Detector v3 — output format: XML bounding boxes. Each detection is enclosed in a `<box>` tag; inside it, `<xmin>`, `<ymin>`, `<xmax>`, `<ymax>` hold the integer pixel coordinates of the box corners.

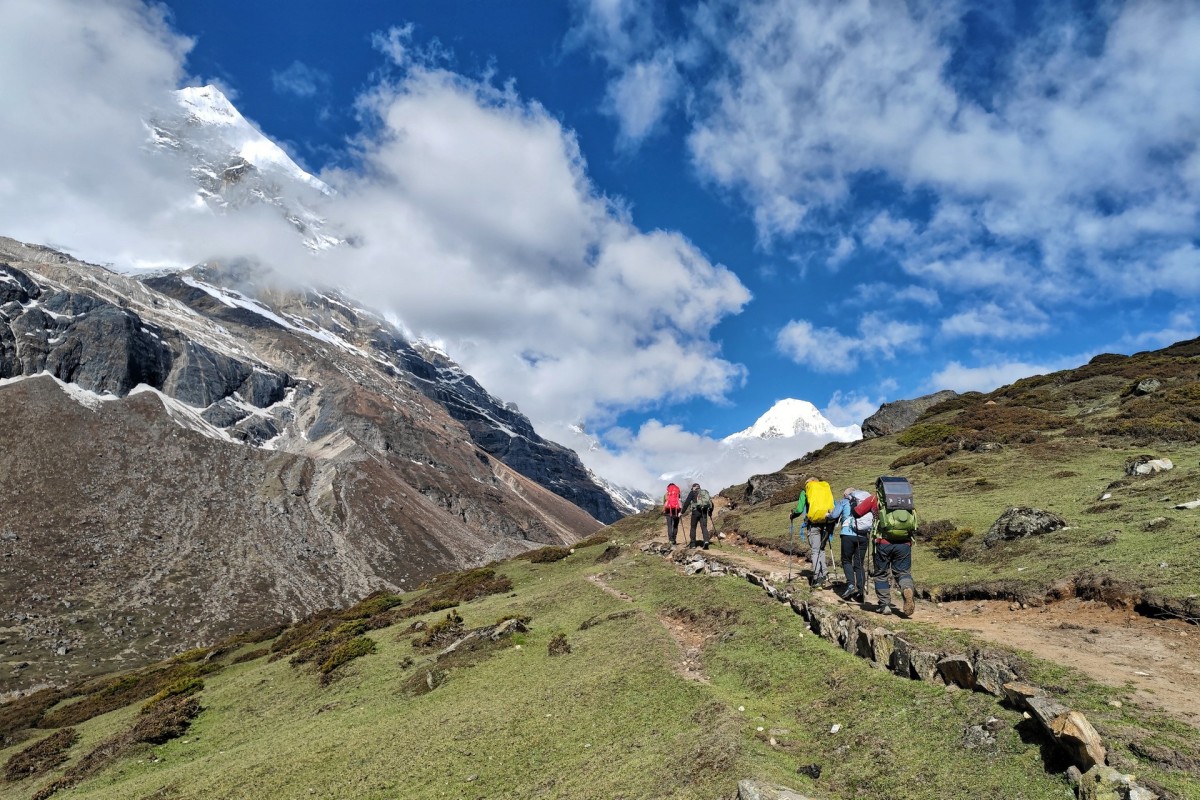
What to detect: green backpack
<box><xmin>876</xmin><ymin>476</ymin><xmax>918</xmax><ymax>542</ymax></box>
<box><xmin>696</xmin><ymin>489</ymin><xmax>712</xmax><ymax>510</ymax></box>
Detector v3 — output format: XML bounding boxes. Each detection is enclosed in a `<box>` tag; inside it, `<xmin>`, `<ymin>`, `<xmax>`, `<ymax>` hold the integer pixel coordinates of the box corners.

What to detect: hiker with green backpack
<box><xmin>863</xmin><ymin>476</ymin><xmax>918</xmax><ymax>617</ymax></box>
<box><xmin>680</xmin><ymin>482</ymin><xmax>714</xmax><ymax>549</ymax></box>
<box><xmin>789</xmin><ymin>477</ymin><xmax>836</xmax><ymax>587</ymax></box>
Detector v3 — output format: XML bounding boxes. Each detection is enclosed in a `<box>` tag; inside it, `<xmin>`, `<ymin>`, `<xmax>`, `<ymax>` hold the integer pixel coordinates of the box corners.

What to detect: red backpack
<box><xmin>664</xmin><ymin>483</ymin><xmax>682</xmax><ymax>514</ymax></box>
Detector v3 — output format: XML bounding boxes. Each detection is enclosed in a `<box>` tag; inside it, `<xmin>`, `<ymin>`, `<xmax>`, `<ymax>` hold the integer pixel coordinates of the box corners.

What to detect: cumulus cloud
<box><xmin>940</xmin><ymin>301</ymin><xmax>1049</xmax><ymax>340</ymax></box>
<box><xmin>0</xmin><ymin>4</ymin><xmax>751</xmax><ymax>477</ymax></box>
<box><xmin>776</xmin><ymin>314</ymin><xmax>924</xmax><ymax>373</ymax></box>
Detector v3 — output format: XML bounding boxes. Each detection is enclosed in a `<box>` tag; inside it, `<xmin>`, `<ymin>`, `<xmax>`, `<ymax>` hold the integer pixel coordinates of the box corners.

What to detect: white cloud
<box><xmin>0</xmin><ymin>2</ymin><xmax>752</xmax><ymax>461</ymax></box>
<box><xmin>1121</xmin><ymin>311</ymin><xmax>1199</xmax><ymax>351</ymax></box>
<box><xmin>604</xmin><ymin>51</ymin><xmax>681</xmax><ymax>147</ymax></box>
<box><xmin>271</xmin><ymin>60</ymin><xmax>330</xmax><ymax>98</ymax></box>
<box><xmin>823</xmin><ymin>390</ymin><xmax>881</xmax><ymax>428</ymax></box>
<box><xmin>929</xmin><ymin>360</ymin><xmax>1061</xmax><ymax>394</ymax></box>
<box><xmin>940</xmin><ymin>301</ymin><xmax>1049</xmax><ymax>340</ymax></box>
<box><xmin>776</xmin><ymin>313</ymin><xmax>924</xmax><ymax>373</ymax></box>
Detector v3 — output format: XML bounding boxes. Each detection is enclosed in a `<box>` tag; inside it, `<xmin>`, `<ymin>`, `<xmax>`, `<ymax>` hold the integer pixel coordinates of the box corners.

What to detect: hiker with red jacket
<box><xmin>679</xmin><ymin>482</ymin><xmax>714</xmax><ymax>549</ymax></box>
<box><xmin>858</xmin><ymin>486</ymin><xmax>917</xmax><ymax>617</ymax></box>
<box><xmin>662</xmin><ymin>482</ymin><xmax>683</xmax><ymax>546</ymax></box>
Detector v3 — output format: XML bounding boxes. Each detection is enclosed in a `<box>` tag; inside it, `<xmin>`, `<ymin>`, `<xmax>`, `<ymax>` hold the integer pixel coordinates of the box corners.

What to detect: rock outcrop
<box><xmin>983</xmin><ymin>507</ymin><xmax>1069</xmax><ymax>548</ymax></box>
<box><xmin>861</xmin><ymin>390</ymin><xmax>958</xmax><ymax>439</ymax></box>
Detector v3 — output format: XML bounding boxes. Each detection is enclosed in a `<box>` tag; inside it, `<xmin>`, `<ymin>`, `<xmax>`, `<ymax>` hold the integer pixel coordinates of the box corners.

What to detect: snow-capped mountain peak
<box><xmin>173</xmin><ymin>85</ymin><xmax>332</xmax><ymax>196</ymax></box>
<box><xmin>723</xmin><ymin>398</ymin><xmax>861</xmax><ymax>443</ymax></box>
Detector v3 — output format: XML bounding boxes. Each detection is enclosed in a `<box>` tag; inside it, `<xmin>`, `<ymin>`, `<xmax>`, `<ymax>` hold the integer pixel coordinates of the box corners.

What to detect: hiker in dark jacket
<box><xmin>856</xmin><ymin>492</ymin><xmax>916</xmax><ymax>616</ymax></box>
<box><xmin>679</xmin><ymin>482</ymin><xmax>713</xmax><ymax>549</ymax></box>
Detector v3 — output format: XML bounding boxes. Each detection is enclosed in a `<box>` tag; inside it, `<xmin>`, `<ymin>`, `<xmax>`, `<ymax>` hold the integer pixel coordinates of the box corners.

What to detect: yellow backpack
<box><xmin>806</xmin><ymin>480</ymin><xmax>834</xmax><ymax>522</ymax></box>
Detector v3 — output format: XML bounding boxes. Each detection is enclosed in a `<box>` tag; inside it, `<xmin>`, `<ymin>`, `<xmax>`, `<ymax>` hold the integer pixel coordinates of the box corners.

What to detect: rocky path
<box><xmin>672</xmin><ymin>534</ymin><xmax>1200</xmax><ymax>729</ymax></box>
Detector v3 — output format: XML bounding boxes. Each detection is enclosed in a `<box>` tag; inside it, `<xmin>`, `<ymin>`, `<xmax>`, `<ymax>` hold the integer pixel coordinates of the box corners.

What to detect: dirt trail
<box><xmin>678</xmin><ymin>534</ymin><xmax>1200</xmax><ymax>729</ymax></box>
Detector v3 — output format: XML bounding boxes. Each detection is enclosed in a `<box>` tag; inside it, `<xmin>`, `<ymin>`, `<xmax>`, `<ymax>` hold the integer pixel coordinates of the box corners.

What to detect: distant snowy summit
<box><xmin>723</xmin><ymin>398</ymin><xmax>861</xmax><ymax>444</ymax></box>
<box><xmin>148</xmin><ymin>85</ymin><xmax>341</xmax><ymax>250</ymax></box>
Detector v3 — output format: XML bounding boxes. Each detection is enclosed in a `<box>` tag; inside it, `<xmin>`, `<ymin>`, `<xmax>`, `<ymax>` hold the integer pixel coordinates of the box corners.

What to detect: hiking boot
<box><xmin>878</xmin><ymin>604</ymin><xmax>893</xmax><ymax>616</ymax></box>
<box><xmin>701</xmin><ymin>542</ymin><xmax>710</xmax><ymax>550</ymax></box>
<box><xmin>839</xmin><ymin>586</ymin><xmax>857</xmax><ymax>601</ymax></box>
<box><xmin>853</xmin><ymin>592</ymin><xmax>865</xmax><ymax>603</ymax></box>
<box><xmin>901</xmin><ymin>587</ymin><xmax>915</xmax><ymax>617</ymax></box>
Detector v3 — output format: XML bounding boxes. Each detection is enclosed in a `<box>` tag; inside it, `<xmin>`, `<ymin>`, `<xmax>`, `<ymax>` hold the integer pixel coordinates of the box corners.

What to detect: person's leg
<box><xmin>894</xmin><ymin>543</ymin><xmax>915</xmax><ymax>616</ymax></box>
<box><xmin>808</xmin><ymin>528</ymin><xmax>826</xmax><ymax>583</ymax></box>
<box><xmin>851</xmin><ymin>537</ymin><xmax>867</xmax><ymax>600</ymax></box>
<box><xmin>873</xmin><ymin>542</ymin><xmax>894</xmax><ymax>611</ymax></box>
<box><xmin>840</xmin><ymin>536</ymin><xmax>855</xmax><ymax>591</ymax></box>
<box><xmin>688</xmin><ymin>513</ymin><xmax>700</xmax><ymax>545</ymax></box>
<box><xmin>666</xmin><ymin>514</ymin><xmax>679</xmax><ymax>545</ymax></box>
<box><xmin>699</xmin><ymin>514</ymin><xmax>710</xmax><ymax>547</ymax></box>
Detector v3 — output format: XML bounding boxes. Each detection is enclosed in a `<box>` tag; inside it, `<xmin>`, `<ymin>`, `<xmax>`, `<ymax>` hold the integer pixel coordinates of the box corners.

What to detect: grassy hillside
<box><xmin>0</xmin><ymin>533</ymin><xmax>1131</xmax><ymax>800</ymax></box>
<box><xmin>722</xmin><ymin>339</ymin><xmax>1200</xmax><ymax>610</ymax></box>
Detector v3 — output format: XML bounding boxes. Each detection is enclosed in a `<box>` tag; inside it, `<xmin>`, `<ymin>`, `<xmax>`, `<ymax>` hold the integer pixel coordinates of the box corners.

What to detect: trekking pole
<box><xmin>786</xmin><ymin>518</ymin><xmax>796</xmax><ymax>583</ymax></box>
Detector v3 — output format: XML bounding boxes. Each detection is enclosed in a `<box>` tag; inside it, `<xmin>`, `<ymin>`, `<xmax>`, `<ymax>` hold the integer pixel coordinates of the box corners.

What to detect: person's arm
<box><xmin>789</xmin><ymin>490</ymin><xmax>807</xmax><ymax>519</ymax></box>
<box><xmin>853</xmin><ymin>494</ymin><xmax>878</xmax><ymax>517</ymax></box>
<box><xmin>680</xmin><ymin>490</ymin><xmax>694</xmax><ymax>515</ymax></box>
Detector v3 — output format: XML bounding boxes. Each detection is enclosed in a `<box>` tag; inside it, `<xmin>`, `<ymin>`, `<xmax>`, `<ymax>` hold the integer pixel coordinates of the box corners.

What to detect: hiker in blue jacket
<box><xmin>836</xmin><ymin>488</ymin><xmax>872</xmax><ymax>603</ymax></box>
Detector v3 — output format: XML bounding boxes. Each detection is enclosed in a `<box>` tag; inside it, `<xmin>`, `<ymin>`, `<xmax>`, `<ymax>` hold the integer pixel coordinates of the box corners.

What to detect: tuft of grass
<box><xmin>547</xmin><ymin>633</ymin><xmax>571</xmax><ymax>656</ymax></box>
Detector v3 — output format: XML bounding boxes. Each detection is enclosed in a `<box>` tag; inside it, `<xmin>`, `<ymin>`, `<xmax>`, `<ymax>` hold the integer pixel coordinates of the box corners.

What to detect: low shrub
<box><xmin>930</xmin><ymin>528</ymin><xmax>974</xmax><ymax>559</ymax></box>
<box><xmin>415</xmin><ymin>612</ymin><xmax>465</xmax><ymax>649</ymax></box>
<box><xmin>915</xmin><ymin>519</ymin><xmax>957</xmax><ymax>544</ymax></box>
<box><xmin>0</xmin><ymin>688</ymin><xmax>69</xmax><ymax>747</ymax></box>
<box><xmin>547</xmin><ymin>633</ymin><xmax>571</xmax><ymax>656</ymax></box>
<box><xmin>318</xmin><ymin>637</ymin><xmax>377</xmax><ymax>684</ymax></box>
<box><xmin>521</xmin><ymin>546</ymin><xmax>571</xmax><ymax>564</ymax></box>
<box><xmin>423</xmin><ymin>568</ymin><xmax>514</xmax><ymax>603</ymax></box>
<box><xmin>574</xmin><ymin>532</ymin><xmax>611</xmax><ymax>548</ymax></box>
<box><xmin>897</xmin><ymin>423</ymin><xmax>961</xmax><ymax>448</ymax></box>
<box><xmin>4</xmin><ymin>728</ymin><xmax>78</xmax><ymax>782</ymax></box>
<box><xmin>141</xmin><ymin>677</ymin><xmax>204</xmax><ymax>714</ymax></box>
<box><xmin>130</xmin><ymin>695</ymin><xmax>202</xmax><ymax>745</ymax></box>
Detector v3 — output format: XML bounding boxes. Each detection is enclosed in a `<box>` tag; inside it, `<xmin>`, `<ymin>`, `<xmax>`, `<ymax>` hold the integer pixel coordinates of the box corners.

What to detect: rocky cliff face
<box><xmin>861</xmin><ymin>390</ymin><xmax>959</xmax><ymax>439</ymax></box>
<box><xmin>0</xmin><ymin>237</ymin><xmax>604</xmax><ymax>690</ymax></box>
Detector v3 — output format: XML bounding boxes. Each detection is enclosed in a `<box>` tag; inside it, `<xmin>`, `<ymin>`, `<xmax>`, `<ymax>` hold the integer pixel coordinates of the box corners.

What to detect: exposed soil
<box><xmin>671</xmin><ymin>533</ymin><xmax>1200</xmax><ymax>729</ymax></box>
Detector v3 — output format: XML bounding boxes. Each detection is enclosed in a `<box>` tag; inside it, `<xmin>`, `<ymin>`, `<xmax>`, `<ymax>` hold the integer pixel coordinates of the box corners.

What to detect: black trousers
<box><xmin>689</xmin><ymin>512</ymin><xmax>710</xmax><ymax>544</ymax></box>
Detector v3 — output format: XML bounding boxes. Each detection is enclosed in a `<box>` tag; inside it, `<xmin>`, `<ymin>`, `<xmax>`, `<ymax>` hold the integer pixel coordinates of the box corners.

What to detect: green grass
<box><xmin>3</xmin><ymin>533</ymin><xmax>1199</xmax><ymax>799</ymax></box>
<box><xmin>724</xmin><ymin>433</ymin><xmax>1200</xmax><ymax>602</ymax></box>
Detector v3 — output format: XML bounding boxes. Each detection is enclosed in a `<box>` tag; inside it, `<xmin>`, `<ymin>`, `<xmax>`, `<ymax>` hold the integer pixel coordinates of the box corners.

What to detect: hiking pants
<box><xmin>665</xmin><ymin>513</ymin><xmax>681</xmax><ymax>544</ymax></box>
<box><xmin>808</xmin><ymin>523</ymin><xmax>834</xmax><ymax>582</ymax></box>
<box><xmin>840</xmin><ymin>535</ymin><xmax>867</xmax><ymax>592</ymax></box>
<box><xmin>688</xmin><ymin>511</ymin><xmax>710</xmax><ymax>545</ymax></box>
<box><xmin>873</xmin><ymin>540</ymin><xmax>914</xmax><ymax>607</ymax></box>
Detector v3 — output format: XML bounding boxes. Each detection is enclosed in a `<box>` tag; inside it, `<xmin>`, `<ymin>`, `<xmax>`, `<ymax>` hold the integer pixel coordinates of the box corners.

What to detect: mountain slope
<box><xmin>0</xmin><ymin>236</ymin><xmax>606</xmax><ymax>690</ymax></box>
<box><xmin>718</xmin><ymin>337</ymin><xmax>1200</xmax><ymax>615</ymax></box>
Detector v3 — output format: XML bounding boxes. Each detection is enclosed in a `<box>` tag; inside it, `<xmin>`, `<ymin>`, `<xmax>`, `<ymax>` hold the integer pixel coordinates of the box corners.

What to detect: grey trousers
<box><xmin>808</xmin><ymin>529</ymin><xmax>827</xmax><ymax>582</ymax></box>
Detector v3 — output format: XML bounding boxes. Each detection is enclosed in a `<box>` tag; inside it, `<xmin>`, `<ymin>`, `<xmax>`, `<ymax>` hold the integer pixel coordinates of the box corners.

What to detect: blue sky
<box><xmin>1</xmin><ymin>0</ymin><xmax>1199</xmax><ymax>493</ymax></box>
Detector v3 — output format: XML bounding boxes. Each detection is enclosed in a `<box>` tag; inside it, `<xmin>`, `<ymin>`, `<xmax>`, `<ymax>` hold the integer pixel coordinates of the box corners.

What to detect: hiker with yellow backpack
<box><xmin>789</xmin><ymin>477</ymin><xmax>836</xmax><ymax>587</ymax></box>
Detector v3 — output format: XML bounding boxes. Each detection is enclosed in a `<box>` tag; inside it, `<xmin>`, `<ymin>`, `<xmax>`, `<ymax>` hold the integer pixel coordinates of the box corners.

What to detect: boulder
<box><xmin>1175</xmin><ymin>499</ymin><xmax>1200</xmax><ymax>511</ymax></box>
<box><xmin>1077</xmin><ymin>765</ymin><xmax>1156</xmax><ymax>800</ymax></box>
<box><xmin>861</xmin><ymin>390</ymin><xmax>958</xmax><ymax>439</ymax></box>
<box><xmin>1026</xmin><ymin>696</ymin><xmax>1106</xmax><ymax>771</ymax></box>
<box><xmin>737</xmin><ymin>780</ymin><xmax>813</xmax><ymax>800</ymax></box>
<box><xmin>910</xmin><ymin>650</ymin><xmax>944</xmax><ymax>684</ymax></box>
<box><xmin>870</xmin><ymin>627</ymin><xmax>894</xmax><ymax>669</ymax></box>
<box><xmin>1125</xmin><ymin>456</ymin><xmax>1174</xmax><ymax>477</ymax></box>
<box><xmin>744</xmin><ymin>473</ymin><xmax>796</xmax><ymax>505</ymax></box>
<box><xmin>937</xmin><ymin>655</ymin><xmax>976</xmax><ymax>690</ymax></box>
<box><xmin>891</xmin><ymin>635</ymin><xmax>915</xmax><ymax>679</ymax></box>
<box><xmin>1131</xmin><ymin>378</ymin><xmax>1161</xmax><ymax>395</ymax></box>
<box><xmin>973</xmin><ymin>658</ymin><xmax>1017</xmax><ymax>697</ymax></box>
<box><xmin>983</xmin><ymin>507</ymin><xmax>1068</xmax><ymax>548</ymax></box>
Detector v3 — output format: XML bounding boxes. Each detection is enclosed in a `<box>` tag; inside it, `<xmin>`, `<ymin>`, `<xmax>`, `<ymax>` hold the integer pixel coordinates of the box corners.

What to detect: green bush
<box><xmin>141</xmin><ymin>677</ymin><xmax>204</xmax><ymax>714</ymax></box>
<box><xmin>896</xmin><ymin>424</ymin><xmax>960</xmax><ymax>448</ymax></box>
<box><xmin>522</xmin><ymin>546</ymin><xmax>571</xmax><ymax>563</ymax></box>
<box><xmin>318</xmin><ymin>636</ymin><xmax>377</xmax><ymax>681</ymax></box>
<box><xmin>930</xmin><ymin>528</ymin><xmax>974</xmax><ymax>559</ymax></box>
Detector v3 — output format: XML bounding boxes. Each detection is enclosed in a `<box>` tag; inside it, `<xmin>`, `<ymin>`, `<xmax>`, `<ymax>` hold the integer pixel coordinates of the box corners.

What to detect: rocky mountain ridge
<box><xmin>0</xmin><ymin>236</ymin><xmax>612</xmax><ymax>690</ymax></box>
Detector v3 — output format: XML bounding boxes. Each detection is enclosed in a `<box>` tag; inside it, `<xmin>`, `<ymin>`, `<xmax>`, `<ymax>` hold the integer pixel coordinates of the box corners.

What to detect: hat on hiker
<box><xmin>843</xmin><ymin>488</ymin><xmax>856</xmax><ymax>499</ymax></box>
